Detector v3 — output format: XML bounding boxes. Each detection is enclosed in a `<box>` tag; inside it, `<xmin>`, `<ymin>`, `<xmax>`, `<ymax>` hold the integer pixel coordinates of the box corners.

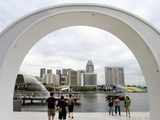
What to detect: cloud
<box><xmin>1</xmin><ymin>0</ymin><xmax>160</xmax><ymax>86</ymax></box>
<box><xmin>20</xmin><ymin>26</ymin><xmax>145</xmax><ymax>85</ymax></box>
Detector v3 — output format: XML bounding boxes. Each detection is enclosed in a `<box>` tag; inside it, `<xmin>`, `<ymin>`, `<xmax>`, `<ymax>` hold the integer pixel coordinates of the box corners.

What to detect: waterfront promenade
<box><xmin>14</xmin><ymin>112</ymin><xmax>149</xmax><ymax>120</ymax></box>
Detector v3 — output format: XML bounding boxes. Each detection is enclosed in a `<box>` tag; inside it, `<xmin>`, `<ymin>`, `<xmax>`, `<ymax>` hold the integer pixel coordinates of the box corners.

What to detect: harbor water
<box><xmin>21</xmin><ymin>92</ymin><xmax>149</xmax><ymax>112</ymax></box>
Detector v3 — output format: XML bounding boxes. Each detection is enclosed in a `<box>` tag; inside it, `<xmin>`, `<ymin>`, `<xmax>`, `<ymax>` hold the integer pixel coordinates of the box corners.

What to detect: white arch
<box><xmin>0</xmin><ymin>4</ymin><xmax>160</xmax><ymax>120</ymax></box>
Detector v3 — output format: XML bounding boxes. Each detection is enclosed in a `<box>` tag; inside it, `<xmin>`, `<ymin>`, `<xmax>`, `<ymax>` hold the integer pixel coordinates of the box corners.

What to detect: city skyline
<box><xmin>37</xmin><ymin>63</ymin><xmax>125</xmax><ymax>86</ymax></box>
<box><xmin>18</xmin><ymin>26</ymin><xmax>145</xmax><ymax>86</ymax></box>
<box><xmin>19</xmin><ymin>26</ymin><xmax>145</xmax><ymax>86</ymax></box>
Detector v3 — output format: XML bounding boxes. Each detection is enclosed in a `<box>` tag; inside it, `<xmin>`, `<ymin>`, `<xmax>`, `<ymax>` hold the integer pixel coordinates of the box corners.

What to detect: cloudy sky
<box><xmin>1</xmin><ymin>0</ymin><xmax>160</xmax><ymax>85</ymax></box>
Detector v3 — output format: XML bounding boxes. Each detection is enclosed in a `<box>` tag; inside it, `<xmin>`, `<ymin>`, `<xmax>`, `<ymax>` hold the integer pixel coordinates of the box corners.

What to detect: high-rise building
<box><xmin>61</xmin><ymin>75</ymin><xmax>68</xmax><ymax>85</ymax></box>
<box><xmin>84</xmin><ymin>73</ymin><xmax>97</xmax><ymax>86</ymax></box>
<box><xmin>105</xmin><ymin>67</ymin><xmax>125</xmax><ymax>89</ymax></box>
<box><xmin>52</xmin><ymin>74</ymin><xmax>56</xmax><ymax>84</ymax></box>
<box><xmin>77</xmin><ymin>70</ymin><xmax>85</xmax><ymax>86</ymax></box>
<box><xmin>40</xmin><ymin>68</ymin><xmax>46</xmax><ymax>78</ymax></box>
<box><xmin>61</xmin><ymin>68</ymin><xmax>71</xmax><ymax>85</ymax></box>
<box><xmin>56</xmin><ymin>69</ymin><xmax>61</xmax><ymax>75</ymax></box>
<box><xmin>46</xmin><ymin>69</ymin><xmax>52</xmax><ymax>84</ymax></box>
<box><xmin>56</xmin><ymin>69</ymin><xmax>61</xmax><ymax>85</ymax></box>
<box><xmin>84</xmin><ymin>60</ymin><xmax>97</xmax><ymax>86</ymax></box>
<box><xmin>62</xmin><ymin>69</ymin><xmax>71</xmax><ymax>76</ymax></box>
<box><xmin>47</xmin><ymin>69</ymin><xmax>52</xmax><ymax>74</ymax></box>
<box><xmin>40</xmin><ymin>68</ymin><xmax>46</xmax><ymax>83</ymax></box>
<box><xmin>68</xmin><ymin>70</ymin><xmax>78</xmax><ymax>87</ymax></box>
<box><xmin>55</xmin><ymin>74</ymin><xmax>60</xmax><ymax>86</ymax></box>
<box><xmin>86</xmin><ymin>60</ymin><xmax>94</xmax><ymax>73</ymax></box>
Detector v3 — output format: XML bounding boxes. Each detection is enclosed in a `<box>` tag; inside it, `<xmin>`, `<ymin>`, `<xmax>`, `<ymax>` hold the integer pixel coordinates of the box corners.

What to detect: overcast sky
<box><xmin>1</xmin><ymin>0</ymin><xmax>160</xmax><ymax>85</ymax></box>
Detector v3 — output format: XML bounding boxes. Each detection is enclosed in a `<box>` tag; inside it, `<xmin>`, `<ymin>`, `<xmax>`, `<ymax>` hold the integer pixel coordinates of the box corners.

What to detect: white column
<box><xmin>148</xmin><ymin>72</ymin><xmax>160</xmax><ymax>119</ymax></box>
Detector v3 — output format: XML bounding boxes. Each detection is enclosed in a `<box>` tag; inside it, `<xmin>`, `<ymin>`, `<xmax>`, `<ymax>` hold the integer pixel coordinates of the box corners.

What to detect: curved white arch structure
<box><xmin>0</xmin><ymin>4</ymin><xmax>160</xmax><ymax>120</ymax></box>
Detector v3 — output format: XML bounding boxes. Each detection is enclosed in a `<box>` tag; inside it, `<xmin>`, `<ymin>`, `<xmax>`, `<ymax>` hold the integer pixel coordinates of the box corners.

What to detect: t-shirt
<box><xmin>124</xmin><ymin>98</ymin><xmax>131</xmax><ymax>107</ymax></box>
<box><xmin>68</xmin><ymin>98</ymin><xmax>74</xmax><ymax>106</ymax></box>
<box><xmin>57</xmin><ymin>99</ymin><xmax>67</xmax><ymax>112</ymax></box>
<box><xmin>47</xmin><ymin>97</ymin><xmax>56</xmax><ymax>109</ymax></box>
<box><xmin>114</xmin><ymin>98</ymin><xmax>120</xmax><ymax>106</ymax></box>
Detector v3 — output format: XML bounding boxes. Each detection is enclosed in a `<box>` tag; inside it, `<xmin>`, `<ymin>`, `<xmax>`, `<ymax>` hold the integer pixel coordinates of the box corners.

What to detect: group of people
<box><xmin>47</xmin><ymin>92</ymin><xmax>75</xmax><ymax>120</ymax></box>
<box><xmin>47</xmin><ymin>92</ymin><xmax>131</xmax><ymax>120</ymax></box>
<box><xmin>107</xmin><ymin>96</ymin><xmax>131</xmax><ymax>117</ymax></box>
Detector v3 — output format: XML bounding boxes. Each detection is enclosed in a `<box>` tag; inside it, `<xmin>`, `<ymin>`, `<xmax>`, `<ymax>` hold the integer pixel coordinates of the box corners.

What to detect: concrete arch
<box><xmin>0</xmin><ymin>4</ymin><xmax>160</xmax><ymax>120</ymax></box>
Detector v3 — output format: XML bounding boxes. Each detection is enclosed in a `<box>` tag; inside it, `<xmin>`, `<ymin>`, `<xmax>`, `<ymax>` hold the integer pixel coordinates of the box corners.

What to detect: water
<box><xmin>21</xmin><ymin>92</ymin><xmax>149</xmax><ymax>112</ymax></box>
<box><xmin>74</xmin><ymin>92</ymin><xmax>149</xmax><ymax>112</ymax></box>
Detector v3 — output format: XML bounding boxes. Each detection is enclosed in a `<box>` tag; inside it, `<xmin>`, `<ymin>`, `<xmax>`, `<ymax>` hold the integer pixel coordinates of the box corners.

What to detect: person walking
<box><xmin>67</xmin><ymin>94</ymin><xmax>75</xmax><ymax>119</ymax></box>
<box><xmin>57</xmin><ymin>96</ymin><xmax>68</xmax><ymax>120</ymax></box>
<box><xmin>114</xmin><ymin>96</ymin><xmax>121</xmax><ymax>116</ymax></box>
<box><xmin>108</xmin><ymin>97</ymin><xmax>114</xmax><ymax>116</ymax></box>
<box><xmin>47</xmin><ymin>92</ymin><xmax>57</xmax><ymax>120</ymax></box>
<box><xmin>124</xmin><ymin>96</ymin><xmax>131</xmax><ymax>117</ymax></box>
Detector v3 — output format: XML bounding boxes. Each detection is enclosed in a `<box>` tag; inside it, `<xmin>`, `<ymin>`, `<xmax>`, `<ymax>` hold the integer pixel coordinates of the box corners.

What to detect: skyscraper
<box><xmin>105</xmin><ymin>67</ymin><xmax>125</xmax><ymax>89</ymax></box>
<box><xmin>40</xmin><ymin>68</ymin><xmax>46</xmax><ymax>78</ymax></box>
<box><xmin>86</xmin><ymin>60</ymin><xmax>94</xmax><ymax>73</ymax></box>
<box><xmin>55</xmin><ymin>74</ymin><xmax>60</xmax><ymax>86</ymax></box>
<box><xmin>84</xmin><ymin>73</ymin><xmax>97</xmax><ymax>86</ymax></box>
<box><xmin>56</xmin><ymin>69</ymin><xmax>62</xmax><ymax>75</ymax></box>
<box><xmin>60</xmin><ymin>75</ymin><xmax>68</xmax><ymax>85</ymax></box>
<box><xmin>62</xmin><ymin>69</ymin><xmax>71</xmax><ymax>76</ymax></box>
<box><xmin>68</xmin><ymin>69</ymin><xmax>78</xmax><ymax>87</ymax></box>
<box><xmin>61</xmin><ymin>68</ymin><xmax>71</xmax><ymax>85</ymax></box>
<box><xmin>84</xmin><ymin>60</ymin><xmax>97</xmax><ymax>86</ymax></box>
<box><xmin>46</xmin><ymin>69</ymin><xmax>52</xmax><ymax>84</ymax></box>
<box><xmin>56</xmin><ymin>69</ymin><xmax>61</xmax><ymax>85</ymax></box>
<box><xmin>77</xmin><ymin>70</ymin><xmax>85</xmax><ymax>86</ymax></box>
<box><xmin>52</xmin><ymin>74</ymin><xmax>57</xmax><ymax>85</ymax></box>
<box><xmin>40</xmin><ymin>68</ymin><xmax>46</xmax><ymax>83</ymax></box>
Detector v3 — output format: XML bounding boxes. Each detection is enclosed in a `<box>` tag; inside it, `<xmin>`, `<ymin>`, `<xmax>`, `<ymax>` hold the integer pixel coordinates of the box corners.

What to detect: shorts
<box><xmin>48</xmin><ymin>108</ymin><xmax>55</xmax><ymax>116</ymax></box>
<box><xmin>68</xmin><ymin>105</ymin><xmax>74</xmax><ymax>112</ymax></box>
<box><xmin>59</xmin><ymin>111</ymin><xmax>67</xmax><ymax>120</ymax></box>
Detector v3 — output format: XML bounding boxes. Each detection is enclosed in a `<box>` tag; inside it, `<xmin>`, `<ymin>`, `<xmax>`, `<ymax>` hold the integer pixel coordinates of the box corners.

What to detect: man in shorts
<box><xmin>67</xmin><ymin>94</ymin><xmax>74</xmax><ymax>118</ymax></box>
<box><xmin>57</xmin><ymin>96</ymin><xmax>67</xmax><ymax>120</ymax></box>
<box><xmin>47</xmin><ymin>92</ymin><xmax>56</xmax><ymax>120</ymax></box>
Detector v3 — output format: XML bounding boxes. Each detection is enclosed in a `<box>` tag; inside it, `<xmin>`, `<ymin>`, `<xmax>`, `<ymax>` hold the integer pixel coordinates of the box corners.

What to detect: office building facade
<box><xmin>84</xmin><ymin>60</ymin><xmax>97</xmax><ymax>86</ymax></box>
<box><xmin>46</xmin><ymin>69</ymin><xmax>52</xmax><ymax>84</ymax></box>
<box><xmin>105</xmin><ymin>67</ymin><xmax>125</xmax><ymax>89</ymax></box>
<box><xmin>86</xmin><ymin>60</ymin><xmax>94</xmax><ymax>73</ymax></box>
<box><xmin>68</xmin><ymin>70</ymin><xmax>78</xmax><ymax>86</ymax></box>
<box><xmin>77</xmin><ymin>70</ymin><xmax>85</xmax><ymax>86</ymax></box>
<box><xmin>40</xmin><ymin>68</ymin><xmax>46</xmax><ymax>83</ymax></box>
<box><xmin>84</xmin><ymin>73</ymin><xmax>97</xmax><ymax>86</ymax></box>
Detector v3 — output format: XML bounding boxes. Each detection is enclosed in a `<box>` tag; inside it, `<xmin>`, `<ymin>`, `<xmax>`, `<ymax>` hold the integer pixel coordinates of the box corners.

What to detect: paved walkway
<box><xmin>13</xmin><ymin>112</ymin><xmax>149</xmax><ymax>120</ymax></box>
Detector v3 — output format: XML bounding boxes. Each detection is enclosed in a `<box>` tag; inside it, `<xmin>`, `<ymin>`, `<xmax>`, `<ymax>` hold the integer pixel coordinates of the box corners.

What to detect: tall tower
<box><xmin>86</xmin><ymin>60</ymin><xmax>94</xmax><ymax>73</ymax></box>
<box><xmin>40</xmin><ymin>68</ymin><xmax>46</xmax><ymax>78</ymax></box>
<box><xmin>47</xmin><ymin>69</ymin><xmax>52</xmax><ymax>84</ymax></box>
<box><xmin>68</xmin><ymin>69</ymin><xmax>78</xmax><ymax>87</ymax></box>
<box><xmin>56</xmin><ymin>69</ymin><xmax>61</xmax><ymax>85</ymax></box>
<box><xmin>105</xmin><ymin>67</ymin><xmax>125</xmax><ymax>89</ymax></box>
<box><xmin>84</xmin><ymin>60</ymin><xmax>97</xmax><ymax>86</ymax></box>
<box><xmin>77</xmin><ymin>70</ymin><xmax>85</xmax><ymax>86</ymax></box>
<box><xmin>40</xmin><ymin>68</ymin><xmax>46</xmax><ymax>83</ymax></box>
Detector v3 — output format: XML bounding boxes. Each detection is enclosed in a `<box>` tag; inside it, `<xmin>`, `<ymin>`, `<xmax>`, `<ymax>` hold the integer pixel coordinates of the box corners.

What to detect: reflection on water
<box><xmin>74</xmin><ymin>93</ymin><xmax>149</xmax><ymax>112</ymax></box>
<box><xmin>21</xmin><ymin>92</ymin><xmax>149</xmax><ymax>112</ymax></box>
